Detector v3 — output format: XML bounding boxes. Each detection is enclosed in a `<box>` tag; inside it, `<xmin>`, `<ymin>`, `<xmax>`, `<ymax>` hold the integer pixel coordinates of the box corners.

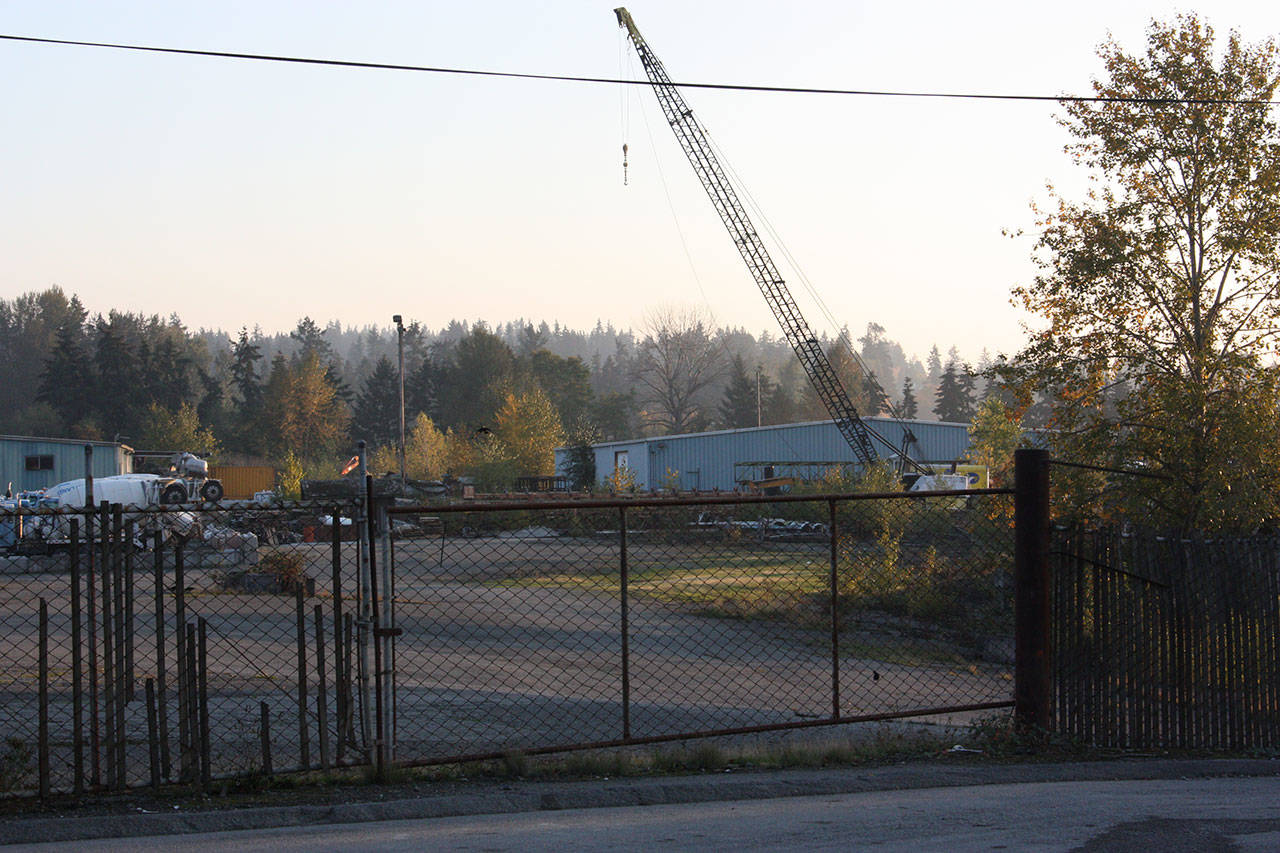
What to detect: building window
<box><xmin>614</xmin><ymin>450</ymin><xmax>629</xmax><ymax>469</ymax></box>
<box><xmin>25</xmin><ymin>455</ymin><xmax>54</xmax><ymax>471</ymax></box>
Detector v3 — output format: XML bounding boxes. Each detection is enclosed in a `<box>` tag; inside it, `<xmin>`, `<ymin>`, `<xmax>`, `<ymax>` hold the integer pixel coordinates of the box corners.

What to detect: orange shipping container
<box><xmin>209</xmin><ymin>465</ymin><xmax>276</xmax><ymax>500</ymax></box>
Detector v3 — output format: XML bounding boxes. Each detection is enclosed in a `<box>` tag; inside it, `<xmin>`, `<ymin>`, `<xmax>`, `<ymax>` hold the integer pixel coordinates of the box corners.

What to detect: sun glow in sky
<box><xmin>3</xmin><ymin>0</ymin><xmax>1275</xmax><ymax>362</ymax></box>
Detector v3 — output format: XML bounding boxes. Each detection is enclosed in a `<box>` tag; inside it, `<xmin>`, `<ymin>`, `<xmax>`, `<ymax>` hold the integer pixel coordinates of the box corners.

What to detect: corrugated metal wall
<box><xmin>0</xmin><ymin>437</ymin><xmax>131</xmax><ymax>493</ymax></box>
<box><xmin>209</xmin><ymin>466</ymin><xmax>276</xmax><ymax>500</ymax></box>
<box><xmin>557</xmin><ymin>418</ymin><xmax>970</xmax><ymax>491</ymax></box>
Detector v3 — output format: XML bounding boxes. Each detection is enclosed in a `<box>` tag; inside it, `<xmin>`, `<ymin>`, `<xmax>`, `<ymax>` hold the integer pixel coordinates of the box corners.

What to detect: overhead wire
<box><xmin>2</xmin><ymin>32</ymin><xmax>1277</xmax><ymax>106</ymax></box>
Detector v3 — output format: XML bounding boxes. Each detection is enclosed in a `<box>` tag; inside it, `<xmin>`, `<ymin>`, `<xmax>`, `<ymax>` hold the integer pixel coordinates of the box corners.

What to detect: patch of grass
<box><xmin>558</xmin><ymin>750</ymin><xmax>636</xmax><ymax>778</ymax></box>
<box><xmin>651</xmin><ymin>742</ymin><xmax>729</xmax><ymax>773</ymax></box>
<box><xmin>964</xmin><ymin>712</ymin><xmax>1085</xmax><ymax>758</ymax></box>
<box><xmin>501</xmin><ymin>750</ymin><xmax>530</xmax><ymax>778</ymax></box>
<box><xmin>731</xmin><ymin>725</ymin><xmax>954</xmax><ymax>770</ymax></box>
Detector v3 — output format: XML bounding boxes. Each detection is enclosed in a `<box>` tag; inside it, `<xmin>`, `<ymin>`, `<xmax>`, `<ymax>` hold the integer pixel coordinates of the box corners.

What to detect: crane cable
<box><xmin>703</xmin><ymin>130</ymin><xmax>925</xmax><ymax>454</ymax></box>
<box><xmin>619</xmin><ymin>28</ymin><xmax>630</xmax><ymax>185</ymax></box>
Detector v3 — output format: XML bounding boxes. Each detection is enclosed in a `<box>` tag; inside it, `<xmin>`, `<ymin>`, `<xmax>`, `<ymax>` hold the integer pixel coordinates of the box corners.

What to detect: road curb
<box><xmin>2</xmin><ymin>758</ymin><xmax>1276</xmax><ymax>844</ymax></box>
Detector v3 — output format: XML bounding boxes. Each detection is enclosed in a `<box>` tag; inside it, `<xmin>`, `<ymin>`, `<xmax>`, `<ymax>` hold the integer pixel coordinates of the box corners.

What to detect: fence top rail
<box><xmin>386</xmin><ymin>487</ymin><xmax>1013</xmax><ymax>516</ymax></box>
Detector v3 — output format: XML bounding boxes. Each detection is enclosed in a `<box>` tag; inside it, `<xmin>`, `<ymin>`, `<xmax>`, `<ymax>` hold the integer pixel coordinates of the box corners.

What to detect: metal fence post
<box><xmin>829</xmin><ymin>499</ymin><xmax>840</xmax><ymax>720</ymax></box>
<box><xmin>619</xmin><ymin>505</ymin><xmax>631</xmax><ymax>740</ymax></box>
<box><xmin>366</xmin><ymin>473</ymin><xmax>385</xmax><ymax>776</ymax></box>
<box><xmin>70</xmin><ymin>519</ymin><xmax>84</xmax><ymax>794</ymax></box>
<box><xmin>83</xmin><ymin>446</ymin><xmax>100</xmax><ymax>789</ymax></box>
<box><xmin>1014</xmin><ymin>447</ymin><xmax>1052</xmax><ymax>733</ymax></box>
<box><xmin>377</xmin><ymin>499</ymin><xmax>396</xmax><ymax>761</ymax></box>
<box><xmin>330</xmin><ymin>504</ymin><xmax>345</xmax><ymax>761</ymax></box>
<box><xmin>356</xmin><ymin>444</ymin><xmax>374</xmax><ymax>763</ymax></box>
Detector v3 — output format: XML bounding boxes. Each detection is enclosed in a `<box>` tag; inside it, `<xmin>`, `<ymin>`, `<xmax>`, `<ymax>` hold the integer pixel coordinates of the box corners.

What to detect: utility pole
<box><xmin>392</xmin><ymin>315</ymin><xmax>406</xmax><ymax>485</ymax></box>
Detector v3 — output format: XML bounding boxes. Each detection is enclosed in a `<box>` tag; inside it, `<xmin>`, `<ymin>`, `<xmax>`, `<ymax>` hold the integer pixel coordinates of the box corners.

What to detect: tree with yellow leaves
<box><xmin>494</xmin><ymin>389</ymin><xmax>563</xmax><ymax>477</ymax></box>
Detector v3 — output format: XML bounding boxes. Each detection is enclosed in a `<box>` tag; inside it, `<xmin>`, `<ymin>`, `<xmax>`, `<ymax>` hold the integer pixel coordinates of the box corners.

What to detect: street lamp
<box><xmin>393</xmin><ymin>314</ymin><xmax>406</xmax><ymax>485</ymax></box>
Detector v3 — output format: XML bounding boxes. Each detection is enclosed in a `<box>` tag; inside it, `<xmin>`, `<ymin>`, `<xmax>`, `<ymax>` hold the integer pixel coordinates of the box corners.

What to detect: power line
<box><xmin>2</xmin><ymin>32</ymin><xmax>1276</xmax><ymax>106</ymax></box>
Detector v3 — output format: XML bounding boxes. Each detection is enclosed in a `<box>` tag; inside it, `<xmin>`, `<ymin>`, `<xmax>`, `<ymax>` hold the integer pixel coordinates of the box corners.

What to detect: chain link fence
<box><xmin>0</xmin><ymin>487</ymin><xmax>1018</xmax><ymax>796</ymax></box>
<box><xmin>385</xmin><ymin>490</ymin><xmax>1016</xmax><ymax>765</ymax></box>
<box><xmin>0</xmin><ymin>501</ymin><xmax>364</xmax><ymax>795</ymax></box>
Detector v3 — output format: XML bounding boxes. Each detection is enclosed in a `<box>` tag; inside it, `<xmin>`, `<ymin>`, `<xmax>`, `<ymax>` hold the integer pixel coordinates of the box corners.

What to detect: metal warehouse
<box><xmin>556</xmin><ymin>418</ymin><xmax>972</xmax><ymax>492</ymax></box>
<box><xmin>0</xmin><ymin>436</ymin><xmax>133</xmax><ymax>495</ymax></box>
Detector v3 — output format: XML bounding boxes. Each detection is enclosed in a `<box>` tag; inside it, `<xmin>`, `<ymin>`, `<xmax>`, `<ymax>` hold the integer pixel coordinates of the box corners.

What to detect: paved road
<box><xmin>10</xmin><ymin>775</ymin><xmax>1280</xmax><ymax>852</ymax></box>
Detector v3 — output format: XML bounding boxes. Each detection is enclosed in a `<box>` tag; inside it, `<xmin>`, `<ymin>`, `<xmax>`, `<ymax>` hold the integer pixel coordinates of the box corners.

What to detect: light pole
<box><xmin>393</xmin><ymin>315</ymin><xmax>406</xmax><ymax>485</ymax></box>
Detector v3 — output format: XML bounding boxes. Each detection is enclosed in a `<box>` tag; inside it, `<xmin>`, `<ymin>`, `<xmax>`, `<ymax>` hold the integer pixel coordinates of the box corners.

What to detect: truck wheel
<box><xmin>161</xmin><ymin>484</ymin><xmax>187</xmax><ymax>505</ymax></box>
<box><xmin>200</xmin><ymin>481</ymin><xmax>224</xmax><ymax>503</ymax></box>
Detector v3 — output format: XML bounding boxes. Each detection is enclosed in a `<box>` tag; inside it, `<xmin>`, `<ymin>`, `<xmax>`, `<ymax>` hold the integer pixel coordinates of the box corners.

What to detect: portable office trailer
<box><xmin>555</xmin><ymin>418</ymin><xmax>971</xmax><ymax>492</ymax></box>
<box><xmin>0</xmin><ymin>436</ymin><xmax>133</xmax><ymax>494</ymax></box>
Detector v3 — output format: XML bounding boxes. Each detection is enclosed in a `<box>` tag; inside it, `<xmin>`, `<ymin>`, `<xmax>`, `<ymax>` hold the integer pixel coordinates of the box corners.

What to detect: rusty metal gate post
<box><xmin>829</xmin><ymin>499</ymin><xmax>840</xmax><ymax>720</ymax></box>
<box><xmin>375</xmin><ymin>496</ymin><xmax>398</xmax><ymax>762</ymax></box>
<box><xmin>363</xmin><ymin>469</ymin><xmax>386</xmax><ymax>777</ymax></box>
<box><xmin>1014</xmin><ymin>447</ymin><xmax>1052</xmax><ymax>733</ymax></box>
<box><xmin>619</xmin><ymin>505</ymin><xmax>631</xmax><ymax>740</ymax></box>
<box><xmin>355</xmin><ymin>443</ymin><xmax>374</xmax><ymax>764</ymax></box>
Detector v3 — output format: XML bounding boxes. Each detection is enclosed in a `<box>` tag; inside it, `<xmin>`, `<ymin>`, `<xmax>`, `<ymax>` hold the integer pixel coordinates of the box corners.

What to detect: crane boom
<box><xmin>615</xmin><ymin>7</ymin><xmax>880</xmax><ymax>467</ymax></box>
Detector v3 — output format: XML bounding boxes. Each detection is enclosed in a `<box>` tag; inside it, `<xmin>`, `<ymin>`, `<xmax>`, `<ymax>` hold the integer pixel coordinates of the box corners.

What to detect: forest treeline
<box><xmin>0</xmin><ymin>287</ymin><xmax>990</xmax><ymax>489</ymax></box>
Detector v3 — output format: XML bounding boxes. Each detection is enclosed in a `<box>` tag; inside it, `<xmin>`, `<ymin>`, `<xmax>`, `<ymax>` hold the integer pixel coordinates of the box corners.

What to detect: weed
<box><xmin>652</xmin><ymin>743</ymin><xmax>728</xmax><ymax>773</ymax></box>
<box><xmin>0</xmin><ymin>737</ymin><xmax>33</xmax><ymax>792</ymax></box>
<box><xmin>501</xmin><ymin>750</ymin><xmax>530</xmax><ymax>778</ymax></box>
<box><xmin>259</xmin><ymin>550</ymin><xmax>308</xmax><ymax>593</ymax></box>
<box><xmin>560</xmin><ymin>750</ymin><xmax>634</xmax><ymax>778</ymax></box>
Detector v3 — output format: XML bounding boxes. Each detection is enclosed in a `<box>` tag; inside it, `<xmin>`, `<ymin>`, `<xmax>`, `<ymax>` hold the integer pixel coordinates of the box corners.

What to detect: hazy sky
<box><xmin>3</xmin><ymin>1</ymin><xmax>1275</xmax><ymax>363</ymax></box>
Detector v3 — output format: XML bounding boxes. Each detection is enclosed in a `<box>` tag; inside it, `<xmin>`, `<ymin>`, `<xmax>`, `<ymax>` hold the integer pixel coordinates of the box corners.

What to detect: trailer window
<box><xmin>24</xmin><ymin>455</ymin><xmax>54</xmax><ymax>471</ymax></box>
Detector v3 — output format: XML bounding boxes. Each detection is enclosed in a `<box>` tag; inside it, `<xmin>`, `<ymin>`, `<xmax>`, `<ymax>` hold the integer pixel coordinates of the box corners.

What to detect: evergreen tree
<box><xmin>590</xmin><ymin>391</ymin><xmax>638</xmax><ymax>441</ymax></box>
<box><xmin>901</xmin><ymin>377</ymin><xmax>918</xmax><ymax>419</ymax></box>
<box><xmin>230</xmin><ymin>327</ymin><xmax>263</xmax><ymax>409</ymax></box>
<box><xmin>149</xmin><ymin>336</ymin><xmax>194</xmax><ymax>413</ymax></box>
<box><xmin>37</xmin><ymin>320</ymin><xmax>92</xmax><ymax>433</ymax></box>
<box><xmin>526</xmin><ymin>350</ymin><xmax>593</xmax><ymax>428</ymax></box>
<box><xmin>926</xmin><ymin>345</ymin><xmax>943</xmax><ymax>384</ymax></box>
<box><xmin>352</xmin><ymin>355</ymin><xmax>401</xmax><ymax>449</ymax></box>
<box><xmin>289</xmin><ymin>317</ymin><xmax>331</xmax><ymax>361</ymax></box>
<box><xmin>434</xmin><ymin>325</ymin><xmax>517</xmax><ymax>430</ymax></box>
<box><xmin>934</xmin><ymin>361</ymin><xmax>978</xmax><ymax>423</ymax></box>
<box><xmin>718</xmin><ymin>354</ymin><xmax>761</xmax><ymax>429</ymax></box>
<box><xmin>406</xmin><ymin>354</ymin><xmax>439</xmax><ymax>422</ymax></box>
<box><xmin>260</xmin><ymin>351</ymin><xmax>349</xmax><ymax>460</ymax></box>
<box><xmin>934</xmin><ymin>361</ymin><xmax>962</xmax><ymax>422</ymax></box>
<box><xmin>956</xmin><ymin>363</ymin><xmax>979</xmax><ymax>423</ymax></box>
<box><xmin>862</xmin><ymin>371</ymin><xmax>890</xmax><ymax>416</ymax></box>
<box><xmin>92</xmin><ymin>317</ymin><xmax>142</xmax><ymax>435</ymax></box>
<box><xmin>562</xmin><ymin>416</ymin><xmax>600</xmax><ymax>489</ymax></box>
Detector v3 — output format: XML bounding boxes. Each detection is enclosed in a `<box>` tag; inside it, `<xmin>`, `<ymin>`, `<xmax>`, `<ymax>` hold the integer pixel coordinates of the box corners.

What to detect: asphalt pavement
<box><xmin>1</xmin><ymin>757</ymin><xmax>1277</xmax><ymax>849</ymax></box>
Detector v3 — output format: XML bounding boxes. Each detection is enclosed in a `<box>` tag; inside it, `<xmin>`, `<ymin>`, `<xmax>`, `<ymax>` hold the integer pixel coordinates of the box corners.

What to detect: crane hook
<box><xmin>622</xmin><ymin>143</ymin><xmax>629</xmax><ymax>186</ymax></box>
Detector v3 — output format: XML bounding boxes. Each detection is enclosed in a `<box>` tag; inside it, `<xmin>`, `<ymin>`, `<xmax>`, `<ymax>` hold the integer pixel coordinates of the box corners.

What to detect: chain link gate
<box><xmin>381</xmin><ymin>490</ymin><xmax>1017</xmax><ymax>766</ymax></box>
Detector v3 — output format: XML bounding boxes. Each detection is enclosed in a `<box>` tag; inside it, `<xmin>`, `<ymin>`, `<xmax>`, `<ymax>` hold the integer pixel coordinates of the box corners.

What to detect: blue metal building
<box><xmin>556</xmin><ymin>418</ymin><xmax>971</xmax><ymax>492</ymax></box>
<box><xmin>0</xmin><ymin>436</ymin><xmax>133</xmax><ymax>495</ymax></box>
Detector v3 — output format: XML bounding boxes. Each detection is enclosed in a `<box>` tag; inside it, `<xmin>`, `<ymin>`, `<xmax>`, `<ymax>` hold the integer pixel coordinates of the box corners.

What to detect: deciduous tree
<box><xmin>633</xmin><ymin>306</ymin><xmax>725</xmax><ymax>434</ymax></box>
<box><xmin>1008</xmin><ymin>15</ymin><xmax>1280</xmax><ymax>529</ymax></box>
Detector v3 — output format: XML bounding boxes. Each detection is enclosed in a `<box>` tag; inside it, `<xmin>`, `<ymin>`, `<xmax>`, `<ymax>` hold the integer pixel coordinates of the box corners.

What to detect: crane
<box><xmin>615</xmin><ymin>7</ymin><xmax>920</xmax><ymax>472</ymax></box>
